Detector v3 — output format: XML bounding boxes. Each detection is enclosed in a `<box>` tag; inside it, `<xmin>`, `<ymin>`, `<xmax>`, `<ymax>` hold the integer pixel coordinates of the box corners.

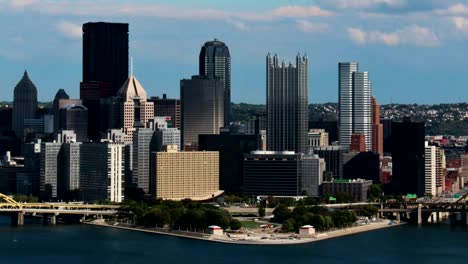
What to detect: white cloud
<box><xmin>453</xmin><ymin>16</ymin><xmax>468</xmax><ymax>32</ymax></box>
<box><xmin>295</xmin><ymin>20</ymin><xmax>329</xmax><ymax>33</ymax></box>
<box><xmin>8</xmin><ymin>0</ymin><xmax>38</xmax><ymax>9</ymax></box>
<box><xmin>1</xmin><ymin>1</ymin><xmax>335</xmax><ymax>21</ymax></box>
<box><xmin>436</xmin><ymin>3</ymin><xmax>468</xmax><ymax>16</ymax></box>
<box><xmin>347</xmin><ymin>25</ymin><xmax>440</xmax><ymax>47</ymax></box>
<box><xmin>227</xmin><ymin>19</ymin><xmax>249</xmax><ymax>31</ymax></box>
<box><xmin>55</xmin><ymin>21</ymin><xmax>82</xmax><ymax>39</ymax></box>
<box><xmin>332</xmin><ymin>0</ymin><xmax>406</xmax><ymax>9</ymax></box>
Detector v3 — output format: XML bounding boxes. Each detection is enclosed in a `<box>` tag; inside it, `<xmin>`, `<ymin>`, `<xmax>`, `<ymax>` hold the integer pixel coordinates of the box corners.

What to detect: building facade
<box><xmin>150</xmin><ymin>150</ymin><xmax>220</xmax><ymax>201</ymax></box>
<box><xmin>243</xmin><ymin>151</ymin><xmax>322</xmax><ymax>196</ymax></box>
<box><xmin>80</xmin><ymin>142</ymin><xmax>125</xmax><ymax>202</ymax></box>
<box><xmin>82</xmin><ymin>22</ymin><xmax>129</xmax><ymax>96</ymax></box>
<box><xmin>198</xmin><ymin>131</ymin><xmax>260</xmax><ymax>193</ymax></box>
<box><xmin>148</xmin><ymin>94</ymin><xmax>181</xmax><ymax>129</ymax></box>
<box><xmin>313</xmin><ymin>146</ymin><xmax>344</xmax><ymax>179</ymax></box>
<box><xmin>12</xmin><ymin>71</ymin><xmax>38</xmax><ymax>141</ymax></box>
<box><xmin>391</xmin><ymin>120</ymin><xmax>425</xmax><ymax>196</ymax></box>
<box><xmin>371</xmin><ymin>97</ymin><xmax>383</xmax><ymax>156</ymax></box>
<box><xmin>321</xmin><ymin>179</ymin><xmax>372</xmax><ymax>202</ymax></box>
<box><xmin>180</xmin><ymin>76</ymin><xmax>224</xmax><ymax>147</ymax></box>
<box><xmin>307</xmin><ymin>129</ymin><xmax>329</xmax><ymax>150</ymax></box>
<box><xmin>199</xmin><ymin>39</ymin><xmax>231</xmax><ymax>126</ymax></box>
<box><xmin>425</xmin><ymin>142</ymin><xmax>437</xmax><ymax>196</ymax></box>
<box><xmin>117</xmin><ymin>74</ymin><xmax>154</xmax><ymax>143</ymax></box>
<box><xmin>266</xmin><ymin>54</ymin><xmax>308</xmax><ymax>153</ymax></box>
<box><xmin>338</xmin><ymin>62</ymin><xmax>372</xmax><ymax>151</ymax></box>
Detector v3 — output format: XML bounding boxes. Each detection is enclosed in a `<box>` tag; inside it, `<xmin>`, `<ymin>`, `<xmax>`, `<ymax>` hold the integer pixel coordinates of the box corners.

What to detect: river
<box><xmin>0</xmin><ymin>216</ymin><xmax>467</xmax><ymax>264</ymax></box>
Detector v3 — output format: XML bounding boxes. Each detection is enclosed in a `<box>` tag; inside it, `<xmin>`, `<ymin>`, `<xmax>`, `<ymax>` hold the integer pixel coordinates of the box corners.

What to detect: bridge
<box><xmin>0</xmin><ymin>194</ymin><xmax>119</xmax><ymax>226</ymax></box>
<box><xmin>378</xmin><ymin>193</ymin><xmax>468</xmax><ymax>225</ymax></box>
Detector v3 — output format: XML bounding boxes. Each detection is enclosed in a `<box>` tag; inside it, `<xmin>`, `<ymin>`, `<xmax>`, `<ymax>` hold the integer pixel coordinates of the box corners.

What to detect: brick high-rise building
<box><xmin>148</xmin><ymin>94</ymin><xmax>181</xmax><ymax>129</ymax></box>
<box><xmin>350</xmin><ymin>133</ymin><xmax>366</xmax><ymax>152</ymax></box>
<box><xmin>371</xmin><ymin>97</ymin><xmax>383</xmax><ymax>156</ymax></box>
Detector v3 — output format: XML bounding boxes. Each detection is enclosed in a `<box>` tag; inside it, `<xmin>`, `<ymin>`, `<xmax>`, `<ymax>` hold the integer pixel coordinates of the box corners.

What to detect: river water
<box><xmin>0</xmin><ymin>216</ymin><xmax>467</xmax><ymax>264</ymax></box>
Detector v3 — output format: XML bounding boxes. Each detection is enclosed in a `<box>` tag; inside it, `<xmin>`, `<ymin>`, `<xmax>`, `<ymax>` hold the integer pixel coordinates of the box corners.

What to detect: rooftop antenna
<box><xmin>130</xmin><ymin>56</ymin><xmax>134</xmax><ymax>76</ymax></box>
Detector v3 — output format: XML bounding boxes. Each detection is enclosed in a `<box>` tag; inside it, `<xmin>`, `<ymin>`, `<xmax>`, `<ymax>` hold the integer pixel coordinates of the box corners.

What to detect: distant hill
<box><xmin>232</xmin><ymin>102</ymin><xmax>468</xmax><ymax>136</ymax></box>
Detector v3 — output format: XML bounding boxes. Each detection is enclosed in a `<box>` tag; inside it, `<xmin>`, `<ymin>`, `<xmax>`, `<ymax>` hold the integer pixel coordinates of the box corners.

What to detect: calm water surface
<box><xmin>0</xmin><ymin>216</ymin><xmax>467</xmax><ymax>264</ymax></box>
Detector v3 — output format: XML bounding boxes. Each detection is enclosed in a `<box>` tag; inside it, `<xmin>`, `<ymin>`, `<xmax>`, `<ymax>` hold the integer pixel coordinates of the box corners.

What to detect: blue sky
<box><xmin>1</xmin><ymin>0</ymin><xmax>468</xmax><ymax>104</ymax></box>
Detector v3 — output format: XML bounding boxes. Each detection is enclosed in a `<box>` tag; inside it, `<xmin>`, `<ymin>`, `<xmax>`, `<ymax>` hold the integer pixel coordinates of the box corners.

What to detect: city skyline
<box><xmin>1</xmin><ymin>0</ymin><xmax>468</xmax><ymax>104</ymax></box>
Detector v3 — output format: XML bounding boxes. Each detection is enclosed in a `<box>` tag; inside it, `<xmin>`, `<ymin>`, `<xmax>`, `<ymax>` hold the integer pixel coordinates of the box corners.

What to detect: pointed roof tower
<box><xmin>117</xmin><ymin>58</ymin><xmax>148</xmax><ymax>101</ymax></box>
<box><xmin>14</xmin><ymin>71</ymin><xmax>38</xmax><ymax>93</ymax></box>
<box><xmin>54</xmin><ymin>89</ymin><xmax>69</xmax><ymax>100</ymax></box>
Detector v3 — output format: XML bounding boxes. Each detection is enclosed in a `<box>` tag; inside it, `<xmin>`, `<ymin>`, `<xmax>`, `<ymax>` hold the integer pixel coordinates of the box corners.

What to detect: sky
<box><xmin>0</xmin><ymin>0</ymin><xmax>468</xmax><ymax>104</ymax></box>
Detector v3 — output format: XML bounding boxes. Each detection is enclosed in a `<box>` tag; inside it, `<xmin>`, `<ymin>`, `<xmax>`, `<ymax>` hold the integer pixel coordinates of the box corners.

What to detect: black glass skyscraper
<box><xmin>82</xmin><ymin>22</ymin><xmax>129</xmax><ymax>95</ymax></box>
<box><xmin>199</xmin><ymin>39</ymin><xmax>231</xmax><ymax>126</ymax></box>
<box><xmin>266</xmin><ymin>53</ymin><xmax>308</xmax><ymax>153</ymax></box>
<box><xmin>391</xmin><ymin>120</ymin><xmax>425</xmax><ymax>196</ymax></box>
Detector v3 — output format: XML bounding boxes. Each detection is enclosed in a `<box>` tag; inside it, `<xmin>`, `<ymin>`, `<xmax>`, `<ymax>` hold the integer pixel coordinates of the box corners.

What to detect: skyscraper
<box><xmin>82</xmin><ymin>22</ymin><xmax>129</xmax><ymax>95</ymax></box>
<box><xmin>12</xmin><ymin>71</ymin><xmax>38</xmax><ymax>141</ymax></box>
<box><xmin>180</xmin><ymin>76</ymin><xmax>224</xmax><ymax>148</ymax></box>
<box><xmin>338</xmin><ymin>62</ymin><xmax>372</xmax><ymax>151</ymax></box>
<box><xmin>199</xmin><ymin>39</ymin><xmax>231</xmax><ymax>126</ymax></box>
<box><xmin>266</xmin><ymin>53</ymin><xmax>308</xmax><ymax>153</ymax></box>
<box><xmin>117</xmin><ymin>71</ymin><xmax>154</xmax><ymax>143</ymax></box>
<box><xmin>391</xmin><ymin>120</ymin><xmax>425</xmax><ymax>196</ymax></box>
<box><xmin>425</xmin><ymin>142</ymin><xmax>437</xmax><ymax>196</ymax></box>
<box><xmin>148</xmin><ymin>94</ymin><xmax>181</xmax><ymax>129</ymax></box>
<box><xmin>371</xmin><ymin>97</ymin><xmax>383</xmax><ymax>156</ymax></box>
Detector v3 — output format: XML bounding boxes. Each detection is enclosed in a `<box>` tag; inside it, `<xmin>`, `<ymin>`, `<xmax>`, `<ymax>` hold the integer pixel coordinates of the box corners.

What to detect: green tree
<box><xmin>258</xmin><ymin>207</ymin><xmax>266</xmax><ymax>217</ymax></box>
<box><xmin>272</xmin><ymin>204</ymin><xmax>291</xmax><ymax>223</ymax></box>
<box><xmin>282</xmin><ymin>218</ymin><xmax>297</xmax><ymax>232</ymax></box>
<box><xmin>357</xmin><ymin>205</ymin><xmax>378</xmax><ymax>217</ymax></box>
<box><xmin>267</xmin><ymin>196</ymin><xmax>277</xmax><ymax>208</ymax></box>
<box><xmin>368</xmin><ymin>184</ymin><xmax>383</xmax><ymax>201</ymax></box>
<box><xmin>143</xmin><ymin>207</ymin><xmax>171</xmax><ymax>227</ymax></box>
<box><xmin>229</xmin><ymin>219</ymin><xmax>242</xmax><ymax>230</ymax></box>
<box><xmin>204</xmin><ymin>208</ymin><xmax>232</xmax><ymax>229</ymax></box>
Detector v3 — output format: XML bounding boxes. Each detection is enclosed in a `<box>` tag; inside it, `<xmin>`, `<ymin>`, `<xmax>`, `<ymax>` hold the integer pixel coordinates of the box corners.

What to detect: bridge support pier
<box><xmin>396</xmin><ymin>212</ymin><xmax>400</xmax><ymax>222</ymax></box>
<box><xmin>417</xmin><ymin>205</ymin><xmax>422</xmax><ymax>225</ymax></box>
<box><xmin>43</xmin><ymin>214</ymin><xmax>57</xmax><ymax>225</ymax></box>
<box><xmin>11</xmin><ymin>212</ymin><xmax>24</xmax><ymax>226</ymax></box>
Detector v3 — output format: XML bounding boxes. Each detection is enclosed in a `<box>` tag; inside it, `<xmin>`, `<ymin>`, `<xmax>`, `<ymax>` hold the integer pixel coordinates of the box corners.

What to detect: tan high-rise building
<box><xmin>308</xmin><ymin>129</ymin><xmax>329</xmax><ymax>150</ymax></box>
<box><xmin>150</xmin><ymin>148</ymin><xmax>221</xmax><ymax>201</ymax></box>
<box><xmin>117</xmin><ymin>72</ymin><xmax>154</xmax><ymax>143</ymax></box>
<box><xmin>371</xmin><ymin>97</ymin><xmax>383</xmax><ymax>156</ymax></box>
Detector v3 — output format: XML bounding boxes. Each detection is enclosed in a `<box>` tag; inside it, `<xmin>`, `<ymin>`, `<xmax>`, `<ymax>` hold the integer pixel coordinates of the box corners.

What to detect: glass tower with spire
<box><xmin>199</xmin><ymin>39</ymin><xmax>231</xmax><ymax>126</ymax></box>
<box><xmin>12</xmin><ymin>71</ymin><xmax>38</xmax><ymax>141</ymax></box>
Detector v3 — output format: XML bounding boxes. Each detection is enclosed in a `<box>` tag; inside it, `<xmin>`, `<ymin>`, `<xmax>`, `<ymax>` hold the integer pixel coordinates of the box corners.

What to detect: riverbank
<box><xmin>84</xmin><ymin>219</ymin><xmax>402</xmax><ymax>245</ymax></box>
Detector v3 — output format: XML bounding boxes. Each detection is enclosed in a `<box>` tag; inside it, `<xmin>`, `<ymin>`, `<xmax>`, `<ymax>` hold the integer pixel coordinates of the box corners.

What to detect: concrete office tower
<box><xmin>12</xmin><ymin>71</ymin><xmax>38</xmax><ymax>141</ymax></box>
<box><xmin>307</xmin><ymin>129</ymin><xmax>329</xmax><ymax>150</ymax></box>
<box><xmin>371</xmin><ymin>97</ymin><xmax>383</xmax><ymax>156</ymax></box>
<box><xmin>435</xmin><ymin>147</ymin><xmax>446</xmax><ymax>194</ymax></box>
<box><xmin>302</xmin><ymin>155</ymin><xmax>326</xmax><ymax>197</ymax></box>
<box><xmin>391</xmin><ymin>120</ymin><xmax>425</xmax><ymax>196</ymax></box>
<box><xmin>82</xmin><ymin>22</ymin><xmax>129</xmax><ymax>95</ymax></box>
<box><xmin>132</xmin><ymin>128</ymin><xmax>159</xmax><ymax>193</ymax></box>
<box><xmin>40</xmin><ymin>142</ymin><xmax>62</xmax><ymax>200</ymax></box>
<box><xmin>199</xmin><ymin>39</ymin><xmax>231</xmax><ymax>126</ymax></box>
<box><xmin>243</xmin><ymin>151</ymin><xmax>320</xmax><ymax>196</ymax></box>
<box><xmin>160</xmin><ymin>128</ymin><xmax>181</xmax><ymax>150</ymax></box>
<box><xmin>180</xmin><ymin>76</ymin><xmax>224</xmax><ymax>147</ymax></box>
<box><xmin>313</xmin><ymin>146</ymin><xmax>344</xmax><ymax>179</ymax></box>
<box><xmin>425</xmin><ymin>142</ymin><xmax>437</xmax><ymax>196</ymax></box>
<box><xmin>117</xmin><ymin>71</ymin><xmax>154</xmax><ymax>143</ymax></box>
<box><xmin>199</xmin><ymin>131</ymin><xmax>260</xmax><ymax>193</ymax></box>
<box><xmin>150</xmin><ymin>149</ymin><xmax>221</xmax><ymax>201</ymax></box>
<box><xmin>148</xmin><ymin>94</ymin><xmax>181</xmax><ymax>129</ymax></box>
<box><xmin>246</xmin><ymin>114</ymin><xmax>267</xmax><ymax>135</ymax></box>
<box><xmin>266</xmin><ymin>53</ymin><xmax>308</xmax><ymax>153</ymax></box>
<box><xmin>60</xmin><ymin>142</ymin><xmax>81</xmax><ymax>197</ymax></box>
<box><xmin>461</xmin><ymin>154</ymin><xmax>468</xmax><ymax>187</ymax></box>
<box><xmin>338</xmin><ymin>62</ymin><xmax>372</xmax><ymax>151</ymax></box>
<box><xmin>59</xmin><ymin>104</ymin><xmax>88</xmax><ymax>142</ymax></box>
<box><xmin>80</xmin><ymin>142</ymin><xmax>125</xmax><ymax>202</ymax></box>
